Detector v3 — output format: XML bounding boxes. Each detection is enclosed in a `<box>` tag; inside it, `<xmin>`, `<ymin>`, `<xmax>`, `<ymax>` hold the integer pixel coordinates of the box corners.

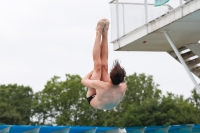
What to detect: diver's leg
<box><xmin>101</xmin><ymin>19</ymin><xmax>110</xmax><ymax>82</ymax></box>
<box><xmin>86</xmin><ymin>19</ymin><xmax>105</xmax><ymax>97</ymax></box>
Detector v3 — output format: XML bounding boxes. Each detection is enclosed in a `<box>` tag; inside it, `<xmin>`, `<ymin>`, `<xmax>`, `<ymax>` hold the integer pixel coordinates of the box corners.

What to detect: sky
<box><xmin>0</xmin><ymin>0</ymin><xmax>199</xmax><ymax>98</ymax></box>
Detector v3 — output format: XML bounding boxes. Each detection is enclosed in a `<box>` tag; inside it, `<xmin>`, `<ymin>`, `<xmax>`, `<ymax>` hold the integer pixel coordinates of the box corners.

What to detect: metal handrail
<box><xmin>109</xmin><ymin>2</ymin><xmax>173</xmax><ymax>10</ymax></box>
<box><xmin>110</xmin><ymin>0</ymin><xmax>186</xmax><ymax>7</ymax></box>
<box><xmin>109</xmin><ymin>0</ymin><xmax>174</xmax><ymax>42</ymax></box>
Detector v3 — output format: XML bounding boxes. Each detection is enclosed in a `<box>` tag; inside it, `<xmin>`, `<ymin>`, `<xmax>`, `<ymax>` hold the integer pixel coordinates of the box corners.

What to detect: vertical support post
<box><xmin>144</xmin><ymin>0</ymin><xmax>148</xmax><ymax>24</ymax></box>
<box><xmin>180</xmin><ymin>0</ymin><xmax>183</xmax><ymax>6</ymax></box>
<box><xmin>163</xmin><ymin>31</ymin><xmax>200</xmax><ymax>93</ymax></box>
<box><xmin>122</xmin><ymin>3</ymin><xmax>125</xmax><ymax>35</ymax></box>
<box><xmin>116</xmin><ymin>0</ymin><xmax>119</xmax><ymax>39</ymax></box>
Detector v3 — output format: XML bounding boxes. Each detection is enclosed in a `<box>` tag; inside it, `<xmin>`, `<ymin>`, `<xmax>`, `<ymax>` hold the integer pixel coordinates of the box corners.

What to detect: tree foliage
<box><xmin>0</xmin><ymin>84</ymin><xmax>33</xmax><ymax>124</ymax></box>
<box><xmin>31</xmin><ymin>74</ymin><xmax>106</xmax><ymax>125</ymax></box>
<box><xmin>2</xmin><ymin>73</ymin><xmax>200</xmax><ymax>126</ymax></box>
<box><xmin>31</xmin><ymin>73</ymin><xmax>200</xmax><ymax>126</ymax></box>
<box><xmin>103</xmin><ymin>73</ymin><xmax>162</xmax><ymax>127</ymax></box>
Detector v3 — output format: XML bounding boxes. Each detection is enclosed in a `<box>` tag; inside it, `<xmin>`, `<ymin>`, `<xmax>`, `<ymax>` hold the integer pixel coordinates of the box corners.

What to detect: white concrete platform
<box><xmin>112</xmin><ymin>0</ymin><xmax>200</xmax><ymax>52</ymax></box>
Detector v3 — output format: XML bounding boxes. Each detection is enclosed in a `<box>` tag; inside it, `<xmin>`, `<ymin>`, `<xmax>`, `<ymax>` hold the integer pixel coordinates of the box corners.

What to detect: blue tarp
<box><xmin>0</xmin><ymin>125</ymin><xmax>200</xmax><ymax>133</ymax></box>
<box><xmin>9</xmin><ymin>126</ymin><xmax>39</xmax><ymax>133</ymax></box>
<box><xmin>39</xmin><ymin>126</ymin><xmax>70</xmax><ymax>133</ymax></box>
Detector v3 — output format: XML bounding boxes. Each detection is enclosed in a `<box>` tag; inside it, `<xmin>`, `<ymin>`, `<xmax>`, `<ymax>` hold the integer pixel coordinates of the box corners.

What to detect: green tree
<box><xmin>0</xmin><ymin>102</ymin><xmax>21</xmax><ymax>124</ymax></box>
<box><xmin>31</xmin><ymin>73</ymin><xmax>200</xmax><ymax>126</ymax></box>
<box><xmin>31</xmin><ymin>91</ymin><xmax>52</xmax><ymax>125</ymax></box>
<box><xmin>118</xmin><ymin>92</ymin><xmax>200</xmax><ymax>127</ymax></box>
<box><xmin>0</xmin><ymin>84</ymin><xmax>33</xmax><ymax>124</ymax></box>
<box><xmin>105</xmin><ymin>73</ymin><xmax>162</xmax><ymax>127</ymax></box>
<box><xmin>31</xmin><ymin>74</ymin><xmax>103</xmax><ymax>125</ymax></box>
<box><xmin>122</xmin><ymin>73</ymin><xmax>161</xmax><ymax>108</ymax></box>
<box><xmin>121</xmin><ymin>98</ymin><xmax>161</xmax><ymax>126</ymax></box>
<box><xmin>159</xmin><ymin>93</ymin><xmax>200</xmax><ymax>125</ymax></box>
<box><xmin>103</xmin><ymin>73</ymin><xmax>200</xmax><ymax>127</ymax></box>
<box><xmin>188</xmin><ymin>88</ymin><xmax>200</xmax><ymax>108</ymax></box>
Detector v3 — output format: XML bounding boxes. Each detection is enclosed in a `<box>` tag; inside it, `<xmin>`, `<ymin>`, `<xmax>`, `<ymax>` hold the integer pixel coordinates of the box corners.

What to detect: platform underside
<box><xmin>112</xmin><ymin>0</ymin><xmax>200</xmax><ymax>52</ymax></box>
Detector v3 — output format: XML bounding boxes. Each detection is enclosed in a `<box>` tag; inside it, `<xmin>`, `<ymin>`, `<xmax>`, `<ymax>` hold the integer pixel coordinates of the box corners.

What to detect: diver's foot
<box><xmin>102</xmin><ymin>19</ymin><xmax>110</xmax><ymax>36</ymax></box>
<box><xmin>96</xmin><ymin>19</ymin><xmax>105</xmax><ymax>34</ymax></box>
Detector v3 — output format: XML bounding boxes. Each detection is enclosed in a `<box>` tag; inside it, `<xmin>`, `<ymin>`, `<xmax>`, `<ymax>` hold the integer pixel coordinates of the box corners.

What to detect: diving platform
<box><xmin>110</xmin><ymin>0</ymin><xmax>200</xmax><ymax>91</ymax></box>
<box><xmin>111</xmin><ymin>0</ymin><xmax>200</xmax><ymax>52</ymax></box>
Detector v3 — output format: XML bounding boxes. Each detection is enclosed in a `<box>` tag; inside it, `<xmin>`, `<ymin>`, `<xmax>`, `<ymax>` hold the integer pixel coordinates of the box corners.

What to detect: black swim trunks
<box><xmin>87</xmin><ymin>94</ymin><xmax>96</xmax><ymax>104</ymax></box>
